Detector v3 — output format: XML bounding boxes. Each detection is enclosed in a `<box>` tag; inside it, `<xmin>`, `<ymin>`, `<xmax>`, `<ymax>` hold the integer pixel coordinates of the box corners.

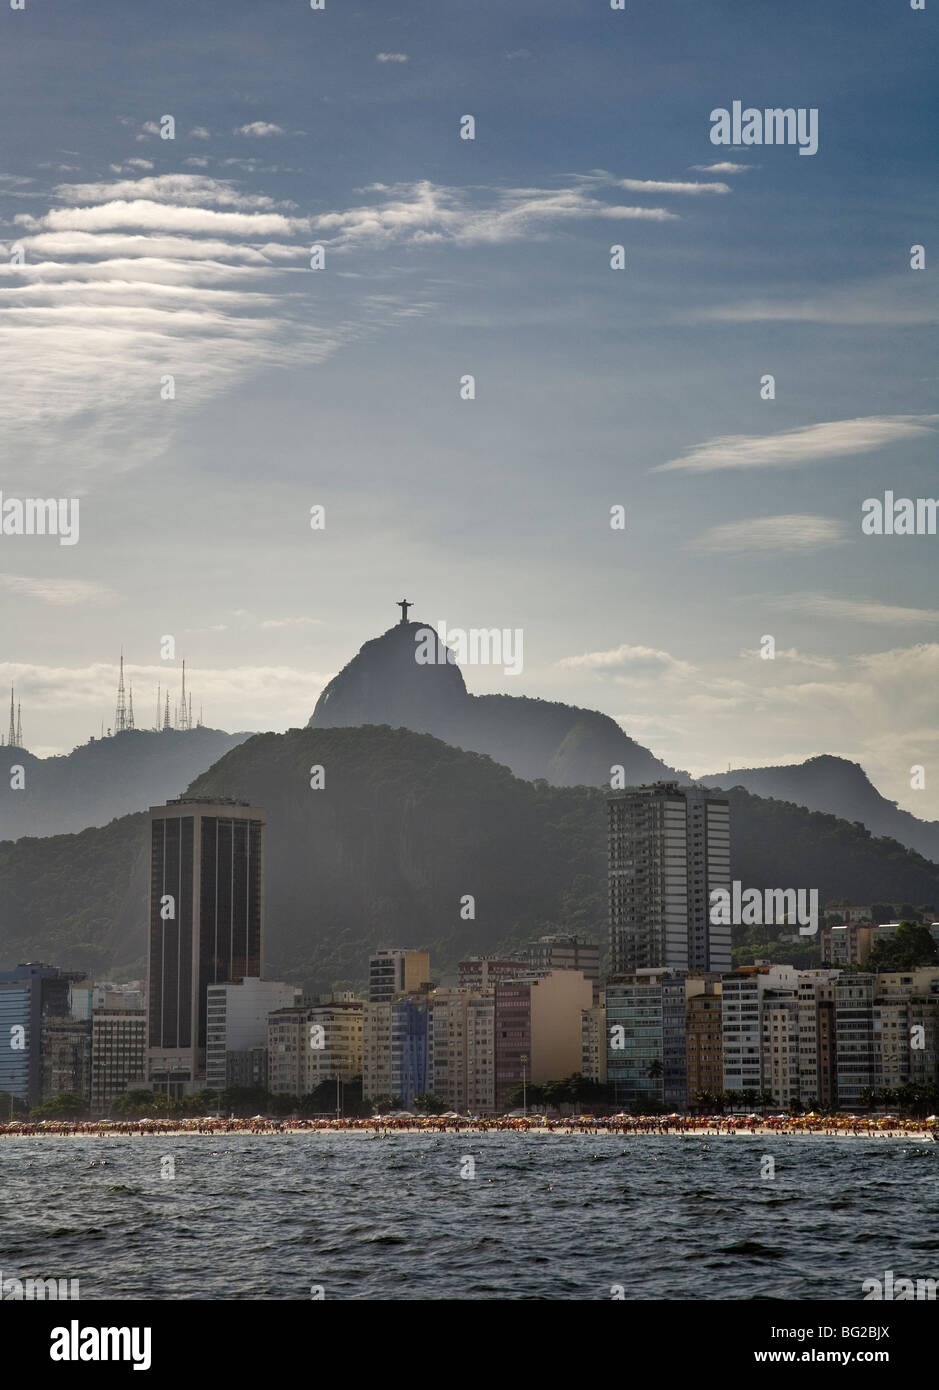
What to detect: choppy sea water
<box><xmin>1</xmin><ymin>1132</ymin><xmax>936</xmax><ymax>1300</ymax></box>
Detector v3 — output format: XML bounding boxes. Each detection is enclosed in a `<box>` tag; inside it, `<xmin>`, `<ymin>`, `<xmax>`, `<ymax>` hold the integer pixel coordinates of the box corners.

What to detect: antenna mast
<box><xmin>114</xmin><ymin>648</ymin><xmax>127</xmax><ymax>733</ymax></box>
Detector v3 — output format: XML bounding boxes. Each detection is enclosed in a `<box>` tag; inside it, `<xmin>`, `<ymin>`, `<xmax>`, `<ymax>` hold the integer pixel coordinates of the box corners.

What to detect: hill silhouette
<box><xmin>2</xmin><ymin>726</ymin><xmax>938</xmax><ymax>994</ymax></box>
<box><xmin>310</xmin><ymin>618</ymin><xmax>679</xmax><ymax>786</ymax></box>
<box><xmin>701</xmin><ymin>755</ymin><xmax>939</xmax><ymax>865</ymax></box>
<box><xmin>0</xmin><ymin>727</ymin><xmax>252</xmax><ymax>841</ymax></box>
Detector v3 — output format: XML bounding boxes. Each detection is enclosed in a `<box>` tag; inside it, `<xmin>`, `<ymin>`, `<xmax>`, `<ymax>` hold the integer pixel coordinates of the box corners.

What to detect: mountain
<box><xmin>700</xmin><ymin>755</ymin><xmax>939</xmax><ymax>865</ymax></box>
<box><xmin>3</xmin><ymin>726</ymin><xmax>939</xmax><ymax>993</ymax></box>
<box><xmin>0</xmin><ymin>727</ymin><xmax>253</xmax><ymax>841</ymax></box>
<box><xmin>310</xmin><ymin>617</ymin><xmax>679</xmax><ymax>786</ymax></box>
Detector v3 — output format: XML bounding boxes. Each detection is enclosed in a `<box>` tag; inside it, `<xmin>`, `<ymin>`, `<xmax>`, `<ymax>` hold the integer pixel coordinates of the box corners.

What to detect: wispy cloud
<box><xmin>771</xmin><ymin>593</ymin><xmax>939</xmax><ymax>626</ymax></box>
<box><xmin>689</xmin><ymin>162</ymin><xmax>752</xmax><ymax>173</ymax></box>
<box><xmin>558</xmin><ymin>643</ymin><xmax>695</xmax><ymax>676</ymax></box>
<box><xmin>693</xmin><ymin>516</ymin><xmax>845</xmax><ymax>554</ymax></box>
<box><xmin>314</xmin><ymin>177</ymin><xmax>680</xmax><ymax>249</ymax></box>
<box><xmin>376</xmin><ymin>52</ymin><xmax>408</xmax><ymax>63</ymax></box>
<box><xmin>655</xmin><ymin>415</ymin><xmax>938</xmax><ymax>474</ymax></box>
<box><xmin>0</xmin><ymin>574</ymin><xmax>113</xmax><ymax>606</ymax></box>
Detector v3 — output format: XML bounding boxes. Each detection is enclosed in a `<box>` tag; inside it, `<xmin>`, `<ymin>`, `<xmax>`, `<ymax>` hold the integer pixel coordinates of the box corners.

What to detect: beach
<box><xmin>2</xmin><ymin>1115</ymin><xmax>934</xmax><ymax>1140</ymax></box>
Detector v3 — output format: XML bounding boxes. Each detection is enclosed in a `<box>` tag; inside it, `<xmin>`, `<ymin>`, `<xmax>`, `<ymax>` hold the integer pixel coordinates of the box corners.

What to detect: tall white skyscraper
<box><xmin>609</xmin><ymin>783</ymin><xmax>731</xmax><ymax>975</ymax></box>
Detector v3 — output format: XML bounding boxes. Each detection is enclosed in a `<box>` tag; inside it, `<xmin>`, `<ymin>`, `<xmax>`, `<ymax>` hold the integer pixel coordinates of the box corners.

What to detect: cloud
<box><xmin>692</xmin><ymin>277</ymin><xmax>939</xmax><ymax>326</ymax></box>
<box><xmin>581</xmin><ymin>170</ymin><xmax>730</xmax><ymax>195</ymax></box>
<box><xmin>0</xmin><ymin>574</ymin><xmax>113</xmax><ymax>606</ymax></box>
<box><xmin>0</xmin><ymin>175</ymin><xmax>331</xmax><ymax>472</ymax></box>
<box><xmin>21</xmin><ymin>199</ymin><xmax>305</xmax><ymax>236</ymax></box>
<box><xmin>189</xmin><ymin>127</ymin><xmax>211</xmax><ymax>140</ymax></box>
<box><xmin>558</xmin><ymin>643</ymin><xmax>695</xmax><ymax>676</ymax></box>
<box><xmin>235</xmin><ymin>122</ymin><xmax>285</xmax><ymax>137</ymax></box>
<box><xmin>689</xmin><ymin>162</ymin><xmax>753</xmax><ymax>173</ymax></box>
<box><xmin>655</xmin><ymin>415</ymin><xmax>939</xmax><ymax>474</ymax></box>
<box><xmin>376</xmin><ymin>52</ymin><xmax>408</xmax><ymax>63</ymax></box>
<box><xmin>53</xmin><ymin>174</ymin><xmax>289</xmax><ymax>211</ymax></box>
<box><xmin>771</xmin><ymin>593</ymin><xmax>939</xmax><ymax>627</ymax></box>
<box><xmin>692</xmin><ymin>515</ymin><xmax>845</xmax><ymax>554</ymax></box>
<box><xmin>313</xmin><ymin>177</ymin><xmax>679</xmax><ymax>249</ymax></box>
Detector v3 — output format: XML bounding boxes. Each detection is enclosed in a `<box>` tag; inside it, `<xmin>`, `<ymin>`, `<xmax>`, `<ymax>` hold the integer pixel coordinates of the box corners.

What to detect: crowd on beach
<box><xmin>0</xmin><ymin>1113</ymin><xmax>936</xmax><ymax>1138</ymax></box>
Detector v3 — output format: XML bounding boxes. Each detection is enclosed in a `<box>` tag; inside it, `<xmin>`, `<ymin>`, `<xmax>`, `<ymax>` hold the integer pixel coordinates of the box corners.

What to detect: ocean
<box><xmin>1</xmin><ymin>1132</ymin><xmax>936</xmax><ymax>1301</ymax></box>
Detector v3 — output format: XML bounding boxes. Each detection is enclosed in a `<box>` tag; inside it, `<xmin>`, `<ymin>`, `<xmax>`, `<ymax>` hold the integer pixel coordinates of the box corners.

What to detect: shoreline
<box><xmin>1</xmin><ymin>1120</ymin><xmax>934</xmax><ymax>1141</ymax></box>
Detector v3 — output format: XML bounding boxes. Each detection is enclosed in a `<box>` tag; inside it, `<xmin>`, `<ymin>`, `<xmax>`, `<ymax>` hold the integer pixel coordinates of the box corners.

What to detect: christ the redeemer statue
<box><xmin>398</xmin><ymin>599</ymin><xmax>412</xmax><ymax>624</ymax></box>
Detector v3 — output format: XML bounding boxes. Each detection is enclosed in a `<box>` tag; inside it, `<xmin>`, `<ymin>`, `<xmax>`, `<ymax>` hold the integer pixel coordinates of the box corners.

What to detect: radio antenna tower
<box><xmin>163</xmin><ymin>690</ymin><xmax>171</xmax><ymax>732</ymax></box>
<box><xmin>178</xmin><ymin>660</ymin><xmax>190</xmax><ymax>731</ymax></box>
<box><xmin>7</xmin><ymin>687</ymin><xmax>15</xmax><ymax>748</ymax></box>
<box><xmin>127</xmin><ymin>683</ymin><xmax>135</xmax><ymax>731</ymax></box>
<box><xmin>114</xmin><ymin>649</ymin><xmax>128</xmax><ymax>733</ymax></box>
<box><xmin>15</xmin><ymin>701</ymin><xmax>22</xmax><ymax>749</ymax></box>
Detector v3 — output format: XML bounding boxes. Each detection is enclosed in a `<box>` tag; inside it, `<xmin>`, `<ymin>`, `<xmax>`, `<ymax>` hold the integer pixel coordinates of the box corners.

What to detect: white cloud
<box><xmin>22</xmin><ymin>199</ymin><xmax>305</xmax><ymax>237</ymax></box>
<box><xmin>189</xmin><ymin>126</ymin><xmax>211</xmax><ymax>140</ymax></box>
<box><xmin>53</xmin><ymin>174</ymin><xmax>289</xmax><ymax>211</ymax></box>
<box><xmin>689</xmin><ymin>162</ymin><xmax>753</xmax><ymax>173</ymax></box>
<box><xmin>313</xmin><ymin>178</ymin><xmax>679</xmax><ymax>249</ymax></box>
<box><xmin>581</xmin><ymin>170</ymin><xmax>730</xmax><ymax>195</ymax></box>
<box><xmin>376</xmin><ymin>52</ymin><xmax>409</xmax><ymax>63</ymax></box>
<box><xmin>559</xmin><ymin>643</ymin><xmax>695</xmax><ymax>676</ymax></box>
<box><xmin>693</xmin><ymin>515</ymin><xmax>845</xmax><ymax>554</ymax></box>
<box><xmin>771</xmin><ymin>593</ymin><xmax>939</xmax><ymax>627</ymax></box>
<box><xmin>0</xmin><ymin>574</ymin><xmax>113</xmax><ymax>606</ymax></box>
<box><xmin>235</xmin><ymin>122</ymin><xmax>285</xmax><ymax>137</ymax></box>
<box><xmin>655</xmin><ymin>415</ymin><xmax>939</xmax><ymax>474</ymax></box>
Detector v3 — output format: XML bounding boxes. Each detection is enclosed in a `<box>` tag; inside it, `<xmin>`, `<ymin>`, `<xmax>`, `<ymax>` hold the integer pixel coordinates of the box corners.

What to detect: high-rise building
<box><xmin>267</xmin><ymin>996</ymin><xmax>364</xmax><ymax>1098</ymax></box>
<box><xmin>205</xmin><ymin>977</ymin><xmax>300</xmax><ymax>1092</ymax></box>
<box><xmin>609</xmin><ymin>783</ymin><xmax>731</xmax><ymax>977</ymax></box>
<box><xmin>493</xmin><ymin>970</ymin><xmax>593</xmax><ymax>1111</ymax></box>
<box><xmin>581</xmin><ymin>996</ymin><xmax>607</xmax><ymax>1084</ymax></box>
<box><xmin>41</xmin><ymin>1019</ymin><xmax>92</xmax><ymax>1104</ymax></box>
<box><xmin>605</xmin><ymin>970</ymin><xmax>690</xmax><ymax>1110</ymax></box>
<box><xmin>147</xmin><ymin>798</ymin><xmax>264</xmax><ymax>1097</ymax></box>
<box><xmin>722</xmin><ymin>966</ymin><xmax>841</xmax><ymax>1107</ymax></box>
<box><xmin>368</xmin><ymin>949</ymin><xmax>431</xmax><ymax>1003</ymax></box>
<box><xmin>685</xmin><ymin>981</ymin><xmax>723</xmax><ymax>1102</ymax></box>
<box><xmin>427</xmin><ymin>987</ymin><xmax>496</xmax><ymax>1114</ymax></box>
<box><xmin>91</xmin><ymin>1011</ymin><xmax>146</xmax><ymax>1112</ymax></box>
<box><xmin>834</xmin><ymin>975</ymin><xmax>876</xmax><ymax>1108</ymax></box>
<box><xmin>0</xmin><ymin>964</ymin><xmax>84</xmax><ymax>1107</ymax></box>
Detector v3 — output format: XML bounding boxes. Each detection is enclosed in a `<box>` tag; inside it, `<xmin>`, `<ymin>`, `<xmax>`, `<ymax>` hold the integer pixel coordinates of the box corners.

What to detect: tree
<box><xmin>413</xmin><ymin>1093</ymin><xmax>447</xmax><ymax>1114</ymax></box>
<box><xmin>111</xmin><ymin>1088</ymin><xmax>176</xmax><ymax>1116</ymax></box>
<box><xmin>370</xmin><ymin>1094</ymin><xmax>402</xmax><ymax>1114</ymax></box>
<box><xmin>868</xmin><ymin>921</ymin><xmax>938</xmax><ymax>972</ymax></box>
<box><xmin>30</xmin><ymin>1092</ymin><xmax>87</xmax><ymax>1119</ymax></box>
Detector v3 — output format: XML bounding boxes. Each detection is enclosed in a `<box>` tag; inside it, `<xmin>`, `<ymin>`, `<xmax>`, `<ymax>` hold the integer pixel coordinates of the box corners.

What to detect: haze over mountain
<box><xmin>0</xmin><ymin>728</ymin><xmax>252</xmax><ymax>841</ymax></box>
<box><xmin>701</xmin><ymin>756</ymin><xmax>939</xmax><ymax>866</ymax></box>
<box><xmin>310</xmin><ymin>617</ymin><xmax>680</xmax><ymax>787</ymax></box>
<box><xmin>3</xmin><ymin>726</ymin><xmax>938</xmax><ymax>994</ymax></box>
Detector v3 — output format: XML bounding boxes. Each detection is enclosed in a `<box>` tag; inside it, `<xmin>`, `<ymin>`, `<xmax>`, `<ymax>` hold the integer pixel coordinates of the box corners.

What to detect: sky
<box><xmin>0</xmin><ymin>0</ymin><xmax>937</xmax><ymax>816</ymax></box>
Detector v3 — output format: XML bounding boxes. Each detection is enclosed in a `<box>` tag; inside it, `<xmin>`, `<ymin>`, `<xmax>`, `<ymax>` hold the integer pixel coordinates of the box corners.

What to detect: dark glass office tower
<box><xmin>147</xmin><ymin>798</ymin><xmax>263</xmax><ymax>1093</ymax></box>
